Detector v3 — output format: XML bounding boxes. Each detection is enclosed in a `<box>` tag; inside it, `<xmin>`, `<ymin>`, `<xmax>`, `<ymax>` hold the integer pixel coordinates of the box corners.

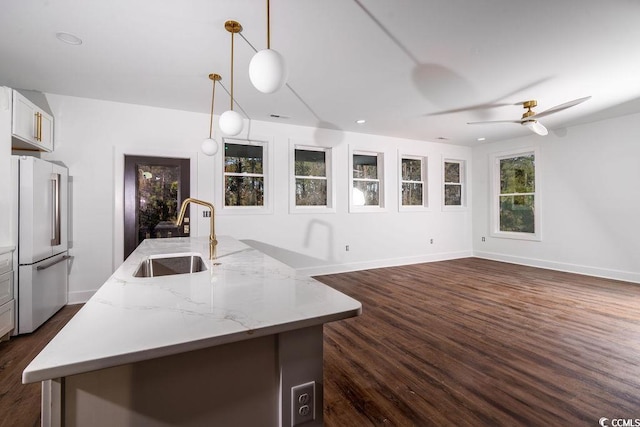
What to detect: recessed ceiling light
<box><xmin>56</xmin><ymin>32</ymin><xmax>83</xmax><ymax>45</ymax></box>
<box><xmin>477</xmin><ymin>137</ymin><xmax>486</xmax><ymax>141</ymax></box>
<box><xmin>355</xmin><ymin>119</ymin><xmax>366</xmax><ymax>124</ymax></box>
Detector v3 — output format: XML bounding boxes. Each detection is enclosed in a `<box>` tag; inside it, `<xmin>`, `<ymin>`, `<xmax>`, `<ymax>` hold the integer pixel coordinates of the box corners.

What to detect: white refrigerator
<box><xmin>11</xmin><ymin>155</ymin><xmax>69</xmax><ymax>334</ymax></box>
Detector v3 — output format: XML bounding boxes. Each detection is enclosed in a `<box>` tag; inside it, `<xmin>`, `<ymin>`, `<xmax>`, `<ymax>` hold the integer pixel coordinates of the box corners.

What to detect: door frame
<box><xmin>114</xmin><ymin>147</ymin><xmax>198</xmax><ymax>270</ymax></box>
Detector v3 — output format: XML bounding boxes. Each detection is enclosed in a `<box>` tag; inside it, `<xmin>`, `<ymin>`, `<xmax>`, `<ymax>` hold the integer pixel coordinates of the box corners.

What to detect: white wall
<box><xmin>472</xmin><ymin>112</ymin><xmax>640</xmax><ymax>283</ymax></box>
<box><xmin>43</xmin><ymin>94</ymin><xmax>472</xmax><ymax>302</ymax></box>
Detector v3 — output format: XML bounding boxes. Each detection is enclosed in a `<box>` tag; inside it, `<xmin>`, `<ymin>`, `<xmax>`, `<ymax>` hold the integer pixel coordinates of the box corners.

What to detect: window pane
<box><xmin>224</xmin><ymin>143</ymin><xmax>263</xmax><ymax>174</ymax></box>
<box><xmin>295</xmin><ymin>150</ymin><xmax>326</xmax><ymax>177</ymax></box>
<box><xmin>296</xmin><ymin>178</ymin><xmax>327</xmax><ymax>206</ymax></box>
<box><xmin>500</xmin><ymin>155</ymin><xmax>535</xmax><ymax>193</ymax></box>
<box><xmin>353</xmin><ymin>181</ymin><xmax>379</xmax><ymax>206</ymax></box>
<box><xmin>353</xmin><ymin>155</ymin><xmax>378</xmax><ymax>179</ymax></box>
<box><xmin>444</xmin><ymin>162</ymin><xmax>460</xmax><ymax>183</ymax></box>
<box><xmin>444</xmin><ymin>184</ymin><xmax>462</xmax><ymax>206</ymax></box>
<box><xmin>137</xmin><ymin>164</ymin><xmax>181</xmax><ymax>240</ymax></box>
<box><xmin>225</xmin><ymin>176</ymin><xmax>264</xmax><ymax>206</ymax></box>
<box><xmin>500</xmin><ymin>195</ymin><xmax>535</xmax><ymax>233</ymax></box>
<box><xmin>402</xmin><ymin>182</ymin><xmax>423</xmax><ymax>206</ymax></box>
<box><xmin>402</xmin><ymin>158</ymin><xmax>422</xmax><ymax>181</ymax></box>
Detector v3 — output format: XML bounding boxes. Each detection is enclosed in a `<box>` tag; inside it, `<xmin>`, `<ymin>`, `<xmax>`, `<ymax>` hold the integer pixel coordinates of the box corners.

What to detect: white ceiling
<box><xmin>2</xmin><ymin>0</ymin><xmax>640</xmax><ymax>145</ymax></box>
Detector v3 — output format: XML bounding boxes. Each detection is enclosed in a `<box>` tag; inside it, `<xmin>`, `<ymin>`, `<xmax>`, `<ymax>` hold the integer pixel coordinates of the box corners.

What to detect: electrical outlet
<box><xmin>345</xmin><ymin>245</ymin><xmax>350</xmax><ymax>252</ymax></box>
<box><xmin>482</xmin><ymin>236</ymin><xmax>486</xmax><ymax>242</ymax></box>
<box><xmin>430</xmin><ymin>238</ymin><xmax>434</xmax><ymax>244</ymax></box>
<box><xmin>292</xmin><ymin>381</ymin><xmax>315</xmax><ymax>426</ymax></box>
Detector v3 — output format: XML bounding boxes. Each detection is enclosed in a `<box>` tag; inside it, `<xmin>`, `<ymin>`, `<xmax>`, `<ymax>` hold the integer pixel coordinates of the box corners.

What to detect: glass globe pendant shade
<box><xmin>219</xmin><ymin>110</ymin><xmax>244</xmax><ymax>136</ymax></box>
<box><xmin>249</xmin><ymin>49</ymin><xmax>288</xmax><ymax>94</ymax></box>
<box><xmin>201</xmin><ymin>137</ymin><xmax>218</xmax><ymax>156</ymax></box>
<box><xmin>524</xmin><ymin>120</ymin><xmax>548</xmax><ymax>136</ymax></box>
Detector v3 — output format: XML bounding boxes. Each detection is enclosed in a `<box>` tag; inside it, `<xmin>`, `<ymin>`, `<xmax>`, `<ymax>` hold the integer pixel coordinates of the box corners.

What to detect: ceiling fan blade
<box><xmin>426</xmin><ymin>103</ymin><xmax>514</xmax><ymax>117</ymax></box>
<box><xmin>467</xmin><ymin>120</ymin><xmax>520</xmax><ymax>125</ymax></box>
<box><xmin>533</xmin><ymin>96</ymin><xmax>591</xmax><ymax>119</ymax></box>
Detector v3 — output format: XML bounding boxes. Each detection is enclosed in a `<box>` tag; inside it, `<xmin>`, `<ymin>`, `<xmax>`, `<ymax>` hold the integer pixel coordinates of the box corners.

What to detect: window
<box><xmin>351</xmin><ymin>152</ymin><xmax>384</xmax><ymax>210</ymax></box>
<box><xmin>293</xmin><ymin>147</ymin><xmax>332</xmax><ymax>209</ymax></box>
<box><xmin>491</xmin><ymin>149</ymin><xmax>540</xmax><ymax>240</ymax></box>
<box><xmin>443</xmin><ymin>160</ymin><xmax>465</xmax><ymax>207</ymax></box>
<box><xmin>224</xmin><ymin>141</ymin><xmax>265</xmax><ymax>207</ymax></box>
<box><xmin>400</xmin><ymin>156</ymin><xmax>427</xmax><ymax>209</ymax></box>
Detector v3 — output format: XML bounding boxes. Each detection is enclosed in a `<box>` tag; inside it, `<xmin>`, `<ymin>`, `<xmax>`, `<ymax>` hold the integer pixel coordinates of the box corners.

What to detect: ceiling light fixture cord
<box><xmin>267</xmin><ymin>0</ymin><xmax>271</xmax><ymax>49</ymax></box>
<box><xmin>230</xmin><ymin>29</ymin><xmax>235</xmax><ymax>111</ymax></box>
<box><xmin>218</xmin><ymin>83</ymin><xmax>251</xmax><ymax>119</ymax></box>
<box><xmin>209</xmin><ymin>75</ymin><xmax>216</xmax><ymax>138</ymax></box>
<box><xmin>219</xmin><ymin>21</ymin><xmax>244</xmax><ymax>136</ymax></box>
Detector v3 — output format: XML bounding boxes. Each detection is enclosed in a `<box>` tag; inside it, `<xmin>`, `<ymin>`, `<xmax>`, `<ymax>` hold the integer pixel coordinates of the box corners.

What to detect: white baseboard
<box><xmin>67</xmin><ymin>289</ymin><xmax>96</xmax><ymax>304</ymax></box>
<box><xmin>473</xmin><ymin>251</ymin><xmax>640</xmax><ymax>284</ymax></box>
<box><xmin>298</xmin><ymin>250</ymin><xmax>473</xmax><ymax>277</ymax></box>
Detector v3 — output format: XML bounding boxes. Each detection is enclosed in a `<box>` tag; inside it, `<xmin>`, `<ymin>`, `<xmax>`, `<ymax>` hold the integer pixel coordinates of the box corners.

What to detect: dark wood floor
<box><xmin>0</xmin><ymin>304</ymin><xmax>82</xmax><ymax>427</ymax></box>
<box><xmin>316</xmin><ymin>258</ymin><xmax>640</xmax><ymax>426</ymax></box>
<box><xmin>2</xmin><ymin>259</ymin><xmax>640</xmax><ymax>426</ymax></box>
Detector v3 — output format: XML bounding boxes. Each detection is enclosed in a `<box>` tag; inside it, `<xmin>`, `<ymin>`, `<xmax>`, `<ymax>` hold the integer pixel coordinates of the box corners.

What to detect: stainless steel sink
<box><xmin>134</xmin><ymin>253</ymin><xmax>207</xmax><ymax>278</ymax></box>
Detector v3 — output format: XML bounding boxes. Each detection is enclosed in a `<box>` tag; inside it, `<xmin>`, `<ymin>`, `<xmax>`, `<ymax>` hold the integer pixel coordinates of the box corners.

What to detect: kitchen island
<box><xmin>23</xmin><ymin>236</ymin><xmax>361</xmax><ymax>427</ymax></box>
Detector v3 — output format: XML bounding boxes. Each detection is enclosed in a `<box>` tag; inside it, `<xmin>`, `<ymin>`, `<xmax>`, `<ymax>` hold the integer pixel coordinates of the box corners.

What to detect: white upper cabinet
<box><xmin>11</xmin><ymin>90</ymin><xmax>54</xmax><ymax>152</ymax></box>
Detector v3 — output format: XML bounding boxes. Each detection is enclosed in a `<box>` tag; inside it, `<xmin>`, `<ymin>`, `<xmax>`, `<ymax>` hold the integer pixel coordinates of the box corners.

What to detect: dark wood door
<box><xmin>124</xmin><ymin>156</ymin><xmax>190</xmax><ymax>260</ymax></box>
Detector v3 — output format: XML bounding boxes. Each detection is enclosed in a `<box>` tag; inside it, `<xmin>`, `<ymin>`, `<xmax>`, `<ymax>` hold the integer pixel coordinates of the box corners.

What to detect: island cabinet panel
<box><xmin>63</xmin><ymin>336</ymin><xmax>280</xmax><ymax>427</ymax></box>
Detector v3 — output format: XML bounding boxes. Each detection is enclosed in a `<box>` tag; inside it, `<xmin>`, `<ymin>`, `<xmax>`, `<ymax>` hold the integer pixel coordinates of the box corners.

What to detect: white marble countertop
<box><xmin>23</xmin><ymin>236</ymin><xmax>361</xmax><ymax>383</ymax></box>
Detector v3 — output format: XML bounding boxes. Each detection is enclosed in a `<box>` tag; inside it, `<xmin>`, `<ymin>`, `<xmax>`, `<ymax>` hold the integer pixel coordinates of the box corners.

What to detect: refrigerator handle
<box><xmin>36</xmin><ymin>255</ymin><xmax>72</xmax><ymax>271</ymax></box>
<box><xmin>51</xmin><ymin>173</ymin><xmax>61</xmax><ymax>246</ymax></box>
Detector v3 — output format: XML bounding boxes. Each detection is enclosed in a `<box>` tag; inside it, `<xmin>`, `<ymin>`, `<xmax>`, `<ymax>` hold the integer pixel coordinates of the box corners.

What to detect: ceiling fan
<box><xmin>467</xmin><ymin>96</ymin><xmax>591</xmax><ymax>136</ymax></box>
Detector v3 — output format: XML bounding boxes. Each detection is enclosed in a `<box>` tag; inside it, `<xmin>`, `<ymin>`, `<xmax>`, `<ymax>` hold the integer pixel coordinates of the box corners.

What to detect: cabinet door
<box><xmin>0</xmin><ymin>271</ymin><xmax>12</xmax><ymax>306</ymax></box>
<box><xmin>11</xmin><ymin>90</ymin><xmax>53</xmax><ymax>152</ymax></box>
<box><xmin>39</xmin><ymin>111</ymin><xmax>54</xmax><ymax>151</ymax></box>
<box><xmin>0</xmin><ymin>300</ymin><xmax>14</xmax><ymax>337</ymax></box>
<box><xmin>12</xmin><ymin>91</ymin><xmax>37</xmax><ymax>143</ymax></box>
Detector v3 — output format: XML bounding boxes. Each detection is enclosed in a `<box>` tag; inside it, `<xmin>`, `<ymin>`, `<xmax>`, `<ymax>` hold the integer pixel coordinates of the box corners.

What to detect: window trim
<box><xmin>218</xmin><ymin>137</ymin><xmax>272</xmax><ymax>215</ymax></box>
<box><xmin>490</xmin><ymin>147</ymin><xmax>541</xmax><ymax>241</ymax></box>
<box><xmin>442</xmin><ymin>158</ymin><xmax>466</xmax><ymax>210</ymax></box>
<box><xmin>399</xmin><ymin>154</ymin><xmax>429</xmax><ymax>212</ymax></box>
<box><xmin>289</xmin><ymin>143</ymin><xmax>336</xmax><ymax>214</ymax></box>
<box><xmin>349</xmin><ymin>149</ymin><xmax>385</xmax><ymax>213</ymax></box>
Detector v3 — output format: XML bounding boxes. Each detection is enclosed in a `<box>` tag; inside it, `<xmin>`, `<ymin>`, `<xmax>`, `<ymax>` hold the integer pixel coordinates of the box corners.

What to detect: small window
<box><xmin>294</xmin><ymin>148</ymin><xmax>328</xmax><ymax>207</ymax></box>
<box><xmin>443</xmin><ymin>160</ymin><xmax>464</xmax><ymax>207</ymax></box>
<box><xmin>352</xmin><ymin>152</ymin><xmax>383</xmax><ymax>209</ymax></box>
<box><xmin>492</xmin><ymin>149</ymin><xmax>540</xmax><ymax>240</ymax></box>
<box><xmin>224</xmin><ymin>142</ymin><xmax>265</xmax><ymax>207</ymax></box>
<box><xmin>400</xmin><ymin>156</ymin><xmax>427</xmax><ymax>209</ymax></box>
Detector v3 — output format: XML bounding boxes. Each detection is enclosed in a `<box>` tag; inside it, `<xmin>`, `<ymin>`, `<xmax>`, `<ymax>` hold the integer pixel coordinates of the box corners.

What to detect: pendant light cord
<box><xmin>209</xmin><ymin>79</ymin><xmax>216</xmax><ymax>139</ymax></box>
<box><xmin>230</xmin><ymin>31</ymin><xmax>235</xmax><ymax>111</ymax></box>
<box><xmin>267</xmin><ymin>0</ymin><xmax>271</xmax><ymax>49</ymax></box>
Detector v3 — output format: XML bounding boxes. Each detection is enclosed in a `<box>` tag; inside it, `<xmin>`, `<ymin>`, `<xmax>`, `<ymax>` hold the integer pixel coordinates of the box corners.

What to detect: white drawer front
<box><xmin>0</xmin><ymin>300</ymin><xmax>15</xmax><ymax>337</ymax></box>
<box><xmin>0</xmin><ymin>252</ymin><xmax>11</xmax><ymax>276</ymax></box>
<box><xmin>0</xmin><ymin>271</ymin><xmax>12</xmax><ymax>306</ymax></box>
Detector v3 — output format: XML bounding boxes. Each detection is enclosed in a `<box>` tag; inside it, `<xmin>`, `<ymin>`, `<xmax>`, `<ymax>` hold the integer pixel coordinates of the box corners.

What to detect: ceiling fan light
<box><xmin>219</xmin><ymin>110</ymin><xmax>244</xmax><ymax>136</ymax></box>
<box><xmin>524</xmin><ymin>120</ymin><xmax>548</xmax><ymax>136</ymax></box>
<box><xmin>201</xmin><ymin>138</ymin><xmax>219</xmax><ymax>156</ymax></box>
<box><xmin>249</xmin><ymin>49</ymin><xmax>288</xmax><ymax>94</ymax></box>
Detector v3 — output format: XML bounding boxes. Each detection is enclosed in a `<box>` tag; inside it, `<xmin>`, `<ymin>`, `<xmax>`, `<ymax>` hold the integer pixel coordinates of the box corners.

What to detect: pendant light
<box><xmin>249</xmin><ymin>0</ymin><xmax>288</xmax><ymax>94</ymax></box>
<box><xmin>219</xmin><ymin>20</ymin><xmax>244</xmax><ymax>136</ymax></box>
<box><xmin>201</xmin><ymin>73</ymin><xmax>221</xmax><ymax>156</ymax></box>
